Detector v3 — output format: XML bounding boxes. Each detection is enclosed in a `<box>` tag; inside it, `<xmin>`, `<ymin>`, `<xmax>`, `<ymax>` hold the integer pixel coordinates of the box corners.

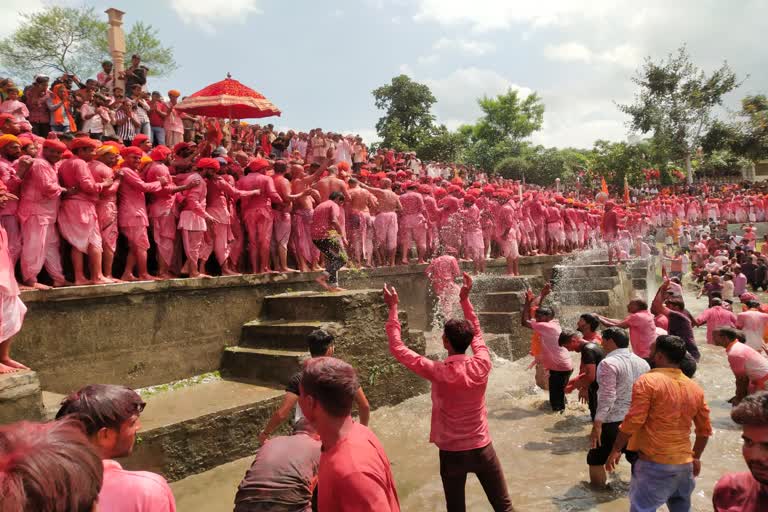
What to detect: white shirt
<box><xmin>595</xmin><ymin>348</ymin><xmax>650</xmax><ymax>423</ymax></box>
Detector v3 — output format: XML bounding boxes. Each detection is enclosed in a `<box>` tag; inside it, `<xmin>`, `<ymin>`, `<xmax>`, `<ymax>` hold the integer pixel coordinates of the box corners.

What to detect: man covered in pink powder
<box><xmin>362</xmin><ymin>178</ymin><xmax>401</xmax><ymax>267</ymax></box>
<box><xmin>145</xmin><ymin>145</ymin><xmax>177</xmax><ymax>278</ymax></box>
<box><xmin>497</xmin><ymin>193</ymin><xmax>520</xmax><ymax>276</ymax></box>
<box><xmin>17</xmin><ymin>138</ymin><xmax>68</xmax><ymax>289</ymax></box>
<box><xmin>398</xmin><ymin>181</ymin><xmax>428</xmax><ymax>264</ymax></box>
<box><xmin>462</xmin><ymin>195</ymin><xmax>486</xmax><ymax>273</ymax></box>
<box><xmin>426</xmin><ymin>251</ymin><xmax>462</xmax><ymax>320</ymax></box>
<box><xmin>237</xmin><ymin>158</ymin><xmax>283</xmax><ymax>274</ymax></box>
<box><xmin>58</xmin><ymin>137</ymin><xmax>113</xmax><ymax>285</ymax></box>
<box><xmin>89</xmin><ymin>144</ymin><xmax>122</xmax><ymax>281</ymax></box>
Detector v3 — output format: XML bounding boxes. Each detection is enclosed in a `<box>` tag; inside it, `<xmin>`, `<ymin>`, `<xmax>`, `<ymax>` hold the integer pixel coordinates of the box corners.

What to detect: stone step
<box><xmin>479</xmin><ymin>292</ymin><xmax>525</xmax><ymax>313</ymax></box>
<box><xmin>632</xmin><ymin>279</ymin><xmax>647</xmax><ymax>290</ymax></box>
<box><xmin>478</xmin><ymin>312</ymin><xmax>521</xmax><ymax>334</ymax></box>
<box><xmin>554</xmin><ymin>290</ymin><xmax>611</xmax><ymax>307</ymax></box>
<box><xmin>122</xmin><ymin>378</ymin><xmax>283</xmax><ymax>482</ymax></box>
<box><xmin>0</xmin><ymin>371</ymin><xmax>44</xmax><ymax>424</ymax></box>
<box><xmin>552</xmin><ymin>265</ymin><xmax>619</xmax><ymax>279</ymax></box>
<box><xmin>221</xmin><ymin>347</ymin><xmax>305</xmax><ymax>386</ymax></box>
<box><xmin>263</xmin><ymin>290</ymin><xmax>378</xmax><ymax>322</ymax></box>
<box><xmin>471</xmin><ymin>275</ymin><xmax>547</xmax><ymax>293</ymax></box>
<box><xmin>42</xmin><ymin>390</ymin><xmax>66</xmax><ymax>421</ymax></box>
<box><xmin>241</xmin><ymin>320</ymin><xmax>342</xmax><ymax>350</ymax></box>
<box><xmin>554</xmin><ymin>276</ymin><xmax>619</xmax><ymax>291</ymax></box>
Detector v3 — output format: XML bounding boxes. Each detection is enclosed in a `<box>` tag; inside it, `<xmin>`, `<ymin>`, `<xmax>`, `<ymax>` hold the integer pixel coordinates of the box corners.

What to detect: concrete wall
<box><xmin>15</xmin><ymin>255</ymin><xmax>563</xmax><ymax>394</ymax></box>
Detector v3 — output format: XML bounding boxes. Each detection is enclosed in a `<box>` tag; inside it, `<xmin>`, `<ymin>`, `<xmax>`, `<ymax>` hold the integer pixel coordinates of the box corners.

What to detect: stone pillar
<box><xmin>105</xmin><ymin>8</ymin><xmax>127</xmax><ymax>92</ymax></box>
<box><xmin>0</xmin><ymin>372</ymin><xmax>44</xmax><ymax>424</ymax></box>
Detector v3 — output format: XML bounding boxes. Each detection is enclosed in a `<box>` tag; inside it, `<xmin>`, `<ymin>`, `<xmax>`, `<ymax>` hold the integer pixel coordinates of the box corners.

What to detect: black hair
<box><xmin>307</xmin><ymin>329</ymin><xmax>334</xmax><ymax>357</ymax></box>
<box><xmin>602</xmin><ymin>327</ymin><xmax>629</xmax><ymax>348</ymax></box>
<box><xmin>329</xmin><ymin>191</ymin><xmax>345</xmax><ymax>202</ymax></box>
<box><xmin>579</xmin><ymin>313</ymin><xmax>600</xmax><ymax>331</ymax></box>
<box><xmin>443</xmin><ymin>319</ymin><xmax>475</xmax><ymax>354</ymax></box>
<box><xmin>653</xmin><ymin>335</ymin><xmax>687</xmax><ymax>365</ymax></box>
<box><xmin>558</xmin><ymin>329</ymin><xmax>579</xmax><ymax>347</ymax></box>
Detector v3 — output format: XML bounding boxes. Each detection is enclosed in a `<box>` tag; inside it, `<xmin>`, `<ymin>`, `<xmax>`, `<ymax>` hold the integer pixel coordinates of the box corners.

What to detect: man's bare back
<box><xmin>349</xmin><ymin>187</ymin><xmax>377</xmax><ymax>213</ymax></box>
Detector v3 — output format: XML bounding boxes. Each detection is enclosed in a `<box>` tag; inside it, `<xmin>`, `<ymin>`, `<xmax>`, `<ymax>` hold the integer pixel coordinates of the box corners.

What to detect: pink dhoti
<box><xmin>347</xmin><ymin>210</ymin><xmax>367</xmax><ymax>258</ymax></box>
<box><xmin>96</xmin><ymin>200</ymin><xmax>118</xmax><ymax>253</ymax></box>
<box><xmin>290</xmin><ymin>209</ymin><xmax>317</xmax><ymax>263</ymax></box>
<box><xmin>463</xmin><ymin>230</ymin><xmax>485</xmax><ymax>261</ymax></box>
<box><xmin>374</xmin><ymin>211</ymin><xmax>398</xmax><ymax>252</ymax></box>
<box><xmin>20</xmin><ymin>216</ymin><xmax>65</xmax><ymax>283</ymax></box>
<box><xmin>210</xmin><ymin>222</ymin><xmax>233</xmax><ymax>265</ymax></box>
<box><xmin>499</xmin><ymin>234</ymin><xmax>519</xmax><ymax>259</ymax></box>
<box><xmin>400</xmin><ymin>213</ymin><xmax>427</xmax><ymax>252</ymax></box>
<box><xmin>229</xmin><ymin>218</ymin><xmax>244</xmax><ymax>266</ymax></box>
<box><xmin>0</xmin><ymin>216</ymin><xmax>21</xmax><ymax>265</ymax></box>
<box><xmin>58</xmin><ymin>200</ymin><xmax>102</xmax><ymax>253</ymax></box>
<box><xmin>120</xmin><ymin>225</ymin><xmax>150</xmax><ymax>251</ymax></box>
<box><xmin>0</xmin><ymin>294</ymin><xmax>26</xmax><ymax>343</ymax></box>
<box><xmin>152</xmin><ymin>214</ymin><xmax>177</xmax><ymax>267</ymax></box>
<box><xmin>272</xmin><ymin>211</ymin><xmax>291</xmax><ymax>248</ymax></box>
<box><xmin>244</xmin><ymin>208</ymin><xmax>273</xmax><ymax>252</ymax></box>
<box><xmin>179</xmin><ymin>210</ymin><xmax>207</xmax><ymax>263</ymax></box>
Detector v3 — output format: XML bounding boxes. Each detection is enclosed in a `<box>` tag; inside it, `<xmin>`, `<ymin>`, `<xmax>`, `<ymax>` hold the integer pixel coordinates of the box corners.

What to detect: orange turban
<box><xmin>0</xmin><ymin>134</ymin><xmax>20</xmax><ymax>149</ymax></box>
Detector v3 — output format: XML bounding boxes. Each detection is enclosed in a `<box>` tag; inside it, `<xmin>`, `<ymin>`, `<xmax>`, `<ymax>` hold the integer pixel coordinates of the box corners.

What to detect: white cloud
<box><xmin>169</xmin><ymin>0</ymin><xmax>262</xmax><ymax>33</ymax></box>
<box><xmin>544</xmin><ymin>41</ymin><xmax>642</xmax><ymax>69</ymax></box>
<box><xmin>417</xmin><ymin>54</ymin><xmax>439</xmax><ymax>65</ymax></box>
<box><xmin>0</xmin><ymin>0</ymin><xmax>46</xmax><ymax>37</ymax></box>
<box><xmin>332</xmin><ymin>9</ymin><xmax>345</xmax><ymax>17</ymax></box>
<box><xmin>433</xmin><ymin>37</ymin><xmax>495</xmax><ymax>56</ymax></box>
<box><xmin>423</xmin><ymin>67</ymin><xmax>533</xmax><ymax>127</ymax></box>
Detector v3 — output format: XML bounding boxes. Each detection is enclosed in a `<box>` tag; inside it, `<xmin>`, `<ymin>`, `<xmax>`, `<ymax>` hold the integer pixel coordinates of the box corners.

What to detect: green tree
<box><xmin>416</xmin><ymin>125</ymin><xmax>466</xmax><ymax>162</ymax></box>
<box><xmin>472</xmin><ymin>90</ymin><xmax>545</xmax><ymax>145</ymax></box>
<box><xmin>617</xmin><ymin>46</ymin><xmax>741</xmax><ymax>184</ymax></box>
<box><xmin>590</xmin><ymin>140</ymin><xmax>650</xmax><ymax>187</ymax></box>
<box><xmin>372</xmin><ymin>75</ymin><xmax>436</xmax><ymax>149</ymax></box>
<box><xmin>0</xmin><ymin>6</ymin><xmax>176</xmax><ymax>81</ymax></box>
<box><xmin>98</xmin><ymin>21</ymin><xmax>177</xmax><ymax>77</ymax></box>
<box><xmin>494</xmin><ymin>155</ymin><xmax>532</xmax><ymax>181</ymax></box>
<box><xmin>0</xmin><ymin>6</ymin><xmax>105</xmax><ymax>79</ymax></box>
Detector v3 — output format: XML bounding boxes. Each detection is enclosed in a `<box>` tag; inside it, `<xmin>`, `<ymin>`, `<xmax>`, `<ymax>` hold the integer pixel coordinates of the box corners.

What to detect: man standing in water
<box><xmin>605</xmin><ymin>335</ymin><xmax>712</xmax><ymax>511</ymax></box>
<box><xmin>384</xmin><ymin>273</ymin><xmax>515</xmax><ymax>511</ymax></box>
<box><xmin>587</xmin><ymin>327</ymin><xmax>649</xmax><ymax>488</ymax></box>
<box><xmin>713</xmin><ymin>391</ymin><xmax>768</xmax><ymax>510</ymax></box>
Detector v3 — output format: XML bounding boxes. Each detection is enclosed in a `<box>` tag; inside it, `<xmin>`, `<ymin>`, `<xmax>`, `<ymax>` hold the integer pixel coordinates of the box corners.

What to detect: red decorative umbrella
<box><xmin>174</xmin><ymin>73</ymin><xmax>281</xmax><ymax>119</ymax></box>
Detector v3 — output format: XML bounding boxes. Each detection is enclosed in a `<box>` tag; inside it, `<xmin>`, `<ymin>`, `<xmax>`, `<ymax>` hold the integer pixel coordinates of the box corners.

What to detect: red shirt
<box><xmin>386</xmin><ymin>297</ymin><xmax>492</xmax><ymax>451</ymax></box>
<box><xmin>148</xmin><ymin>101</ymin><xmax>168</xmax><ymax>127</ymax></box>
<box><xmin>318</xmin><ymin>422</ymin><xmax>399</xmax><ymax>512</ymax></box>
<box><xmin>713</xmin><ymin>472</ymin><xmax>768</xmax><ymax>511</ymax></box>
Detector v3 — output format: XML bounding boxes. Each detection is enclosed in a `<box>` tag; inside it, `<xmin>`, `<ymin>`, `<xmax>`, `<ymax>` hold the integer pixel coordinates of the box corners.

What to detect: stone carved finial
<box><xmin>227</xmin><ymin>72</ymin><xmax>232</xmax><ymax>79</ymax></box>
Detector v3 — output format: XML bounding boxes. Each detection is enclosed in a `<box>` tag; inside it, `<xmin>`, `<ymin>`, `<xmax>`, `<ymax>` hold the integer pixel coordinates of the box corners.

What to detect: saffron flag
<box><xmin>601</xmin><ymin>177</ymin><xmax>609</xmax><ymax>195</ymax></box>
<box><xmin>624</xmin><ymin>176</ymin><xmax>630</xmax><ymax>204</ymax></box>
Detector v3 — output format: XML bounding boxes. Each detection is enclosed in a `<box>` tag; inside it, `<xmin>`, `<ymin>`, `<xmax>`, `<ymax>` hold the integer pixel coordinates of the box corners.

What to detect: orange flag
<box><xmin>601</xmin><ymin>176</ymin><xmax>609</xmax><ymax>195</ymax></box>
<box><xmin>624</xmin><ymin>176</ymin><xmax>630</xmax><ymax>204</ymax></box>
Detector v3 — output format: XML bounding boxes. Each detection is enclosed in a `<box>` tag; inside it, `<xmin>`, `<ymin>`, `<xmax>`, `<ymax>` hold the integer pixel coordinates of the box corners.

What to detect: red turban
<box><xmin>43</xmin><ymin>139</ymin><xmax>67</xmax><ymax>152</ymax></box>
<box><xmin>132</xmin><ymin>134</ymin><xmax>150</xmax><ymax>147</ymax></box>
<box><xmin>149</xmin><ymin>145</ymin><xmax>172</xmax><ymax>162</ymax></box>
<box><xmin>197</xmin><ymin>157</ymin><xmax>221</xmax><ymax>170</ymax></box>
<box><xmin>434</xmin><ymin>188</ymin><xmax>447</xmax><ymax>198</ymax></box>
<box><xmin>418</xmin><ymin>185</ymin><xmax>432</xmax><ymax>195</ymax></box>
<box><xmin>447</xmin><ymin>185</ymin><xmax>462</xmax><ymax>194</ymax></box>
<box><xmin>17</xmin><ymin>135</ymin><xmax>34</xmax><ymax>147</ymax></box>
<box><xmin>69</xmin><ymin>137</ymin><xmax>101</xmax><ymax>151</ymax></box>
<box><xmin>120</xmin><ymin>146</ymin><xmax>143</xmax><ymax>158</ymax></box>
<box><xmin>463</xmin><ymin>195</ymin><xmax>476</xmax><ymax>205</ymax></box>
<box><xmin>0</xmin><ymin>113</ymin><xmax>14</xmax><ymax>124</ymax></box>
<box><xmin>483</xmin><ymin>185</ymin><xmax>495</xmax><ymax>194</ymax></box>
<box><xmin>173</xmin><ymin>142</ymin><xmax>193</xmax><ymax>155</ymax></box>
<box><xmin>247</xmin><ymin>158</ymin><xmax>271</xmax><ymax>173</ymax></box>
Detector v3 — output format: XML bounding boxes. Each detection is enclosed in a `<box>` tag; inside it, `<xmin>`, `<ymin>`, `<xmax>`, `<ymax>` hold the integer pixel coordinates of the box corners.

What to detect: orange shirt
<box><xmin>620</xmin><ymin>368</ymin><xmax>712</xmax><ymax>465</ymax></box>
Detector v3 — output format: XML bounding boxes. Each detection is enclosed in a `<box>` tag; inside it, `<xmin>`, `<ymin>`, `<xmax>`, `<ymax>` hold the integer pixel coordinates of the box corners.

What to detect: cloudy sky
<box><xmin>2</xmin><ymin>0</ymin><xmax>767</xmax><ymax>148</ymax></box>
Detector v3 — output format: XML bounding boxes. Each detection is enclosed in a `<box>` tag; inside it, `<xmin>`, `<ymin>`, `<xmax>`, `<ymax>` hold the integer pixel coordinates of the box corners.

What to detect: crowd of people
<box><xmin>2</xmin><ymin>57</ymin><xmax>768</xmax><ymax>511</ymax></box>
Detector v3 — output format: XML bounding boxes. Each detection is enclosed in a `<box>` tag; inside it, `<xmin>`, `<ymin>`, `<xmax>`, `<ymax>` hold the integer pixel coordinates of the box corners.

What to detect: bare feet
<box><xmin>283</xmin><ymin>267</ymin><xmax>300</xmax><ymax>273</ymax></box>
<box><xmin>92</xmin><ymin>276</ymin><xmax>113</xmax><ymax>285</ymax></box>
<box><xmin>328</xmin><ymin>286</ymin><xmax>346</xmax><ymax>292</ymax></box>
<box><xmin>121</xmin><ymin>274</ymin><xmax>138</xmax><ymax>282</ymax></box>
<box><xmin>1</xmin><ymin>357</ymin><xmax>29</xmax><ymax>371</ymax></box>
<box><xmin>137</xmin><ymin>274</ymin><xmax>158</xmax><ymax>281</ymax></box>
<box><xmin>73</xmin><ymin>278</ymin><xmax>91</xmax><ymax>286</ymax></box>
<box><xmin>18</xmin><ymin>284</ymin><xmax>35</xmax><ymax>291</ymax></box>
<box><xmin>31</xmin><ymin>282</ymin><xmax>52</xmax><ymax>290</ymax></box>
<box><xmin>156</xmin><ymin>272</ymin><xmax>174</xmax><ymax>279</ymax></box>
<box><xmin>315</xmin><ymin>275</ymin><xmax>332</xmax><ymax>291</ymax></box>
<box><xmin>0</xmin><ymin>363</ymin><xmax>20</xmax><ymax>374</ymax></box>
<box><xmin>52</xmin><ymin>280</ymin><xmax>72</xmax><ymax>288</ymax></box>
<box><xmin>221</xmin><ymin>268</ymin><xmax>241</xmax><ymax>276</ymax></box>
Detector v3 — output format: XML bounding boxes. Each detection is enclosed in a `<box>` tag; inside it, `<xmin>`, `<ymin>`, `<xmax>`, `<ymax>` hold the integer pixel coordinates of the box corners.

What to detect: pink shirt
<box><xmin>733</xmin><ymin>273</ymin><xmax>748</xmax><ymax>297</ymax></box>
<box><xmin>726</xmin><ymin>341</ymin><xmax>768</xmax><ymax>383</ymax></box>
<box><xmin>145</xmin><ymin>163</ymin><xmax>175</xmax><ymax>218</ymax></box>
<box><xmin>311</xmin><ymin>200</ymin><xmax>341</xmax><ymax>240</ymax></box>
<box><xmin>386</xmin><ymin>297</ymin><xmax>492</xmax><ymax>451</ymax></box>
<box><xmin>237</xmin><ymin>172</ymin><xmax>282</xmax><ymax>212</ymax></box>
<box><xmin>696</xmin><ymin>306</ymin><xmax>737</xmax><ymax>344</ymax></box>
<box><xmin>317</xmin><ymin>422</ymin><xmax>400</xmax><ymax>512</ymax></box>
<box><xmin>623</xmin><ymin>311</ymin><xmax>657</xmax><ymax>358</ymax></box>
<box><xmin>118</xmin><ymin>168</ymin><xmax>163</xmax><ymax>227</ymax></box>
<box><xmin>713</xmin><ymin>471</ymin><xmax>768</xmax><ymax>511</ymax></box>
<box><xmin>0</xmin><ymin>157</ymin><xmax>20</xmax><ymax>216</ymax></box>
<box><xmin>17</xmin><ymin>158</ymin><xmax>64</xmax><ymax>223</ymax></box>
<box><xmin>531</xmin><ymin>319</ymin><xmax>573</xmax><ymax>371</ymax></box>
<box><xmin>736</xmin><ymin>310</ymin><xmax>768</xmax><ymax>351</ymax></box>
<box><xmin>425</xmin><ymin>255</ymin><xmax>460</xmax><ymax>292</ymax></box>
<box><xmin>99</xmin><ymin>459</ymin><xmax>176</xmax><ymax>512</ymax></box>
<box><xmin>59</xmin><ymin>158</ymin><xmax>103</xmax><ymax>203</ymax></box>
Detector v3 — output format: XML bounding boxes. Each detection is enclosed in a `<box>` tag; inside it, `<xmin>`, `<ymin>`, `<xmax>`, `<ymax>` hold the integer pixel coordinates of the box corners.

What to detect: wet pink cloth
<box><xmin>426</xmin><ymin>255</ymin><xmax>461</xmax><ymax>294</ymax></box>
<box><xmin>374</xmin><ymin>211</ymin><xmax>398</xmax><ymax>251</ymax></box>
<box><xmin>387</xmin><ymin>297</ymin><xmax>492</xmax><ymax>452</ymax></box>
<box><xmin>0</xmin><ymin>157</ymin><xmax>20</xmax><ymax>217</ymax></box>
<box><xmin>181</xmin><ymin>229</ymin><xmax>204</xmax><ymax>263</ymax></box>
<box><xmin>622</xmin><ymin>311</ymin><xmax>657</xmax><ymax>358</ymax></box>
<box><xmin>0</xmin><ymin>222</ymin><xmax>25</xmax><ymax>341</ymax></box>
<box><xmin>311</xmin><ymin>200</ymin><xmax>341</xmax><ymax>240</ymax></box>
<box><xmin>696</xmin><ymin>306</ymin><xmax>737</xmax><ymax>345</ymax></box>
<box><xmin>177</xmin><ymin>175</ymin><xmax>207</xmax><ymax>232</ymax></box>
<box><xmin>272</xmin><ymin>211</ymin><xmax>291</xmax><ymax>247</ymax></box>
<box><xmin>290</xmin><ymin>209</ymin><xmax>317</xmax><ymax>263</ymax></box>
<box><xmin>462</xmin><ymin>205</ymin><xmax>484</xmax><ymax>260</ymax></box>
<box><xmin>17</xmin><ymin>158</ymin><xmax>63</xmax><ymax>224</ymax></box>
<box><xmin>118</xmin><ymin>168</ymin><xmax>163</xmax><ymax>228</ymax></box>
<box><xmin>99</xmin><ymin>459</ymin><xmax>176</xmax><ymax>512</ymax></box>
<box><xmin>20</xmin><ymin>217</ymin><xmax>65</xmax><ymax>283</ymax></box>
<box><xmin>152</xmin><ymin>215</ymin><xmax>176</xmax><ymax>267</ymax></box>
<box><xmin>713</xmin><ymin>471</ymin><xmax>768</xmax><ymax>511</ymax></box>
<box><xmin>239</xmin><ymin>173</ymin><xmax>281</xmax><ymax>253</ymax></box>
<box><xmin>58</xmin><ymin>158</ymin><xmax>104</xmax><ymax>253</ymax></box>
<box><xmin>90</xmin><ymin>161</ymin><xmax>120</xmax><ymax>253</ymax></box>
<box><xmin>726</xmin><ymin>341</ymin><xmax>768</xmax><ymax>390</ymax></box>
<box><xmin>736</xmin><ymin>310</ymin><xmax>768</xmax><ymax>352</ymax></box>
<box><xmin>531</xmin><ymin>319</ymin><xmax>573</xmax><ymax>371</ymax></box>
<box><xmin>0</xmin><ymin>216</ymin><xmax>20</xmax><ymax>265</ymax></box>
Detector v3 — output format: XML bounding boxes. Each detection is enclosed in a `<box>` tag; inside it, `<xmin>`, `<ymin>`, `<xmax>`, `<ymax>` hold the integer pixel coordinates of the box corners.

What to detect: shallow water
<box><xmin>172</xmin><ymin>264</ymin><xmax>748</xmax><ymax>511</ymax></box>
